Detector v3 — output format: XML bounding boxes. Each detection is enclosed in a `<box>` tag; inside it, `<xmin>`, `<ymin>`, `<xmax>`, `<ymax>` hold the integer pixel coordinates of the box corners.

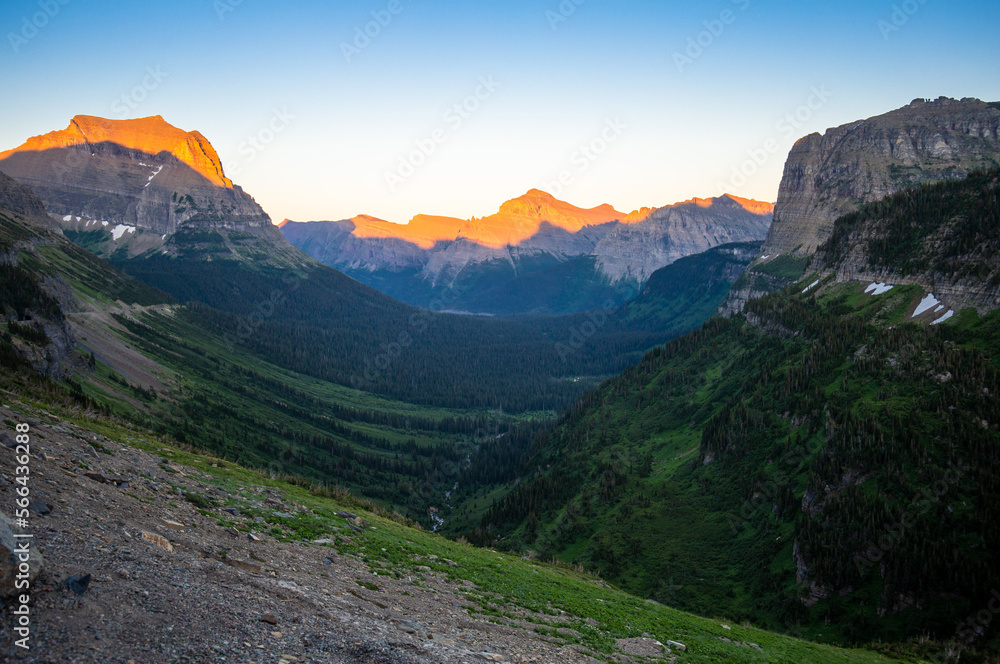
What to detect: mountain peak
<box><xmin>496</xmin><ymin>190</ymin><xmax>622</xmax><ymax>230</ymax></box>
<box><xmin>1</xmin><ymin>115</ymin><xmax>232</xmax><ymax>188</ymax></box>
<box><xmin>0</xmin><ymin>115</ymin><xmax>276</xmax><ymax>248</ymax></box>
<box><xmin>521</xmin><ymin>188</ymin><xmax>557</xmax><ymax>200</ymax></box>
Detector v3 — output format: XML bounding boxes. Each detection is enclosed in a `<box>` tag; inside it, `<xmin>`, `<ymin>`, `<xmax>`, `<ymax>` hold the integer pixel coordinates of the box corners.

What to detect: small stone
<box><xmin>322</xmin><ymin>557</ymin><xmax>333</xmax><ymax>566</ymax></box>
<box><xmin>666</xmin><ymin>640</ymin><xmax>688</xmax><ymax>652</ymax></box>
<box><xmin>224</xmin><ymin>507</ymin><xmax>239</xmax><ymax>516</ymax></box>
<box><xmin>227</xmin><ymin>560</ymin><xmax>261</xmax><ymax>574</ymax></box>
<box><xmin>260</xmin><ymin>613</ymin><xmax>279</xmax><ymax>625</ymax></box>
<box><xmin>30</xmin><ymin>500</ymin><xmax>52</xmax><ymax>516</ymax></box>
<box><xmin>161</xmin><ymin>519</ymin><xmax>185</xmax><ymax>530</ymax></box>
<box><xmin>84</xmin><ymin>472</ymin><xmax>110</xmax><ymax>484</ymax></box>
<box><xmin>248</xmin><ymin>533</ymin><xmax>261</xmax><ymax>542</ymax></box>
<box><xmin>477</xmin><ymin>654</ymin><xmax>505</xmax><ymax>662</ymax></box>
<box><xmin>141</xmin><ymin>531</ymin><xmax>173</xmax><ymax>552</ymax></box>
<box><xmin>64</xmin><ymin>574</ymin><xmax>92</xmax><ymax>596</ymax></box>
<box><xmin>721</xmin><ymin>624</ymin><xmax>731</xmax><ymax>630</ymax></box>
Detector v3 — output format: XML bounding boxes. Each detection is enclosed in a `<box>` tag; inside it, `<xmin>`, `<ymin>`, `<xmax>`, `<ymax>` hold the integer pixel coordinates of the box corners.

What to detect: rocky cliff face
<box><xmin>811</xmin><ymin>168</ymin><xmax>1000</xmax><ymax>314</ymax></box>
<box><xmin>593</xmin><ymin>194</ymin><xmax>772</xmax><ymax>283</ymax></box>
<box><xmin>0</xmin><ymin>172</ymin><xmax>78</xmax><ymax>377</ymax></box>
<box><xmin>280</xmin><ymin>191</ymin><xmax>772</xmax><ymax>313</ymax></box>
<box><xmin>0</xmin><ymin>115</ymin><xmax>282</xmax><ymax>260</ymax></box>
<box><xmin>764</xmin><ymin>97</ymin><xmax>1000</xmax><ymax>256</ymax></box>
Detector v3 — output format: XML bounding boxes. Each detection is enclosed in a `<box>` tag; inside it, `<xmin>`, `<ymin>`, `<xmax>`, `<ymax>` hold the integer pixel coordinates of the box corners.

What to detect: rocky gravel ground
<box><xmin>0</xmin><ymin>402</ymin><xmax>665</xmax><ymax>664</ymax></box>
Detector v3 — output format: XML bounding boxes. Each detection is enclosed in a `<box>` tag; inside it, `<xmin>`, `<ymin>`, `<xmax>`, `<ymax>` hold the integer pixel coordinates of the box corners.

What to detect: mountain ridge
<box><xmin>281</xmin><ymin>190</ymin><xmax>773</xmax><ymax>315</ymax></box>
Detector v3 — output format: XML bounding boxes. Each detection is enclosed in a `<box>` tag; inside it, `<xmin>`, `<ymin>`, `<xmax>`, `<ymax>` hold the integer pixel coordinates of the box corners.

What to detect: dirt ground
<box><xmin>0</xmin><ymin>401</ymin><xmax>668</xmax><ymax>664</ymax></box>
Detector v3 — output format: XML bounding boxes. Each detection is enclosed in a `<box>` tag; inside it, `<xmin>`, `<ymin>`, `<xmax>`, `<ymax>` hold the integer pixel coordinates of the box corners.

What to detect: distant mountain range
<box><xmin>0</xmin><ymin>115</ymin><xmax>764</xmax><ymax>411</ymax></box>
<box><xmin>0</xmin><ymin>114</ymin><xmax>772</xmax><ymax>316</ymax></box>
<box><xmin>280</xmin><ymin>190</ymin><xmax>773</xmax><ymax>315</ymax></box>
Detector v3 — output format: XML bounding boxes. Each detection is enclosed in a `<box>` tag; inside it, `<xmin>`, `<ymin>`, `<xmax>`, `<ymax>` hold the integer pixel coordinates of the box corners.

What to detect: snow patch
<box><xmin>802</xmin><ymin>280</ymin><xmax>820</xmax><ymax>294</ymax></box>
<box><xmin>144</xmin><ymin>165</ymin><xmax>164</xmax><ymax>188</ymax></box>
<box><xmin>912</xmin><ymin>294</ymin><xmax>941</xmax><ymax>317</ymax></box>
<box><xmin>101</xmin><ymin>221</ymin><xmax>109</xmax><ymax>227</ymax></box>
<box><xmin>62</xmin><ymin>214</ymin><xmax>73</xmax><ymax>222</ymax></box>
<box><xmin>111</xmin><ymin>224</ymin><xmax>136</xmax><ymax>242</ymax></box>
<box><xmin>934</xmin><ymin>305</ymin><xmax>945</xmax><ymax>313</ymax></box>
<box><xmin>931</xmin><ymin>310</ymin><xmax>955</xmax><ymax>325</ymax></box>
<box><xmin>864</xmin><ymin>282</ymin><xmax>894</xmax><ymax>296</ymax></box>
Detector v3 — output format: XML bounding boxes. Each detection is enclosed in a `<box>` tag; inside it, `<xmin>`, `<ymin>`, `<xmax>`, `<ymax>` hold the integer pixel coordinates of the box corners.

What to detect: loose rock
<box><xmin>64</xmin><ymin>573</ymin><xmax>92</xmax><ymax>596</ymax></box>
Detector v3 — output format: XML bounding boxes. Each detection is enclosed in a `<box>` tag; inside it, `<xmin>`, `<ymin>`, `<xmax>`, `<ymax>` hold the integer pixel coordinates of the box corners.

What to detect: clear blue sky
<box><xmin>2</xmin><ymin>0</ymin><xmax>998</xmax><ymax>223</ymax></box>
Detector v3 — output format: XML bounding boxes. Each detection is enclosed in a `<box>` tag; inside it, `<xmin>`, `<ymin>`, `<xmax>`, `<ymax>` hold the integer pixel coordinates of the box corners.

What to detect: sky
<box><xmin>2</xmin><ymin>0</ymin><xmax>999</xmax><ymax>224</ymax></box>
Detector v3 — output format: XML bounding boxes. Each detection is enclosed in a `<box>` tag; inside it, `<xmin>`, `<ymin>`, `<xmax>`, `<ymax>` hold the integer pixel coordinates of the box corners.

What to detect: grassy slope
<box><xmin>622</xmin><ymin>242</ymin><xmax>762</xmax><ymax>332</ymax></box>
<box><xmin>477</xmin><ymin>276</ymin><xmax>1000</xmax><ymax>654</ymax></box>
<box><xmin>1</xmin><ymin>208</ymin><xmax>532</xmax><ymax>528</ymax></box>
<box><xmin>85</xmin><ymin>306</ymin><xmax>530</xmax><ymax>527</ymax></box>
<box><xmin>0</xmin><ymin>376</ymin><xmax>918</xmax><ymax>664</ymax></box>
